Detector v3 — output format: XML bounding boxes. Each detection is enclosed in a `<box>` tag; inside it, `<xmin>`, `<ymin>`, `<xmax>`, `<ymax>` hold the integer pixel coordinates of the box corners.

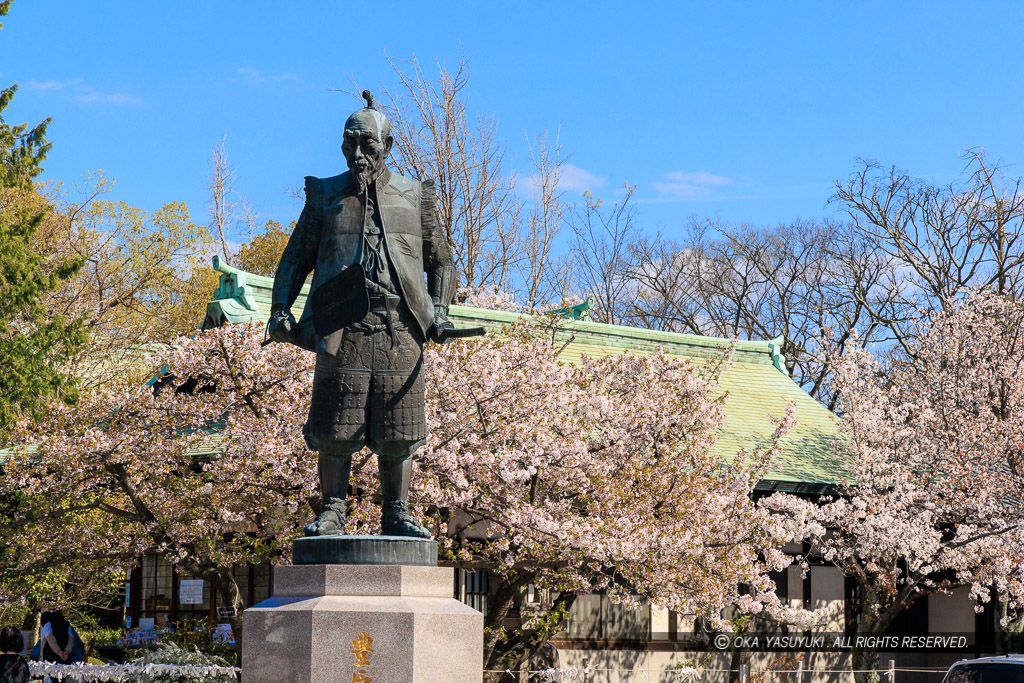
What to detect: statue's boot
<box><xmin>378</xmin><ymin>457</ymin><xmax>431</xmax><ymax>539</ymax></box>
<box><xmin>304</xmin><ymin>454</ymin><xmax>352</xmax><ymax>536</ymax></box>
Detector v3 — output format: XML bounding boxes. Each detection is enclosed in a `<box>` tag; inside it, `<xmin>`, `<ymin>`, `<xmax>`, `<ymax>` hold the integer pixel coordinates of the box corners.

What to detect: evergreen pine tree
<box><xmin>0</xmin><ymin>0</ymin><xmax>85</xmax><ymax>441</ymax></box>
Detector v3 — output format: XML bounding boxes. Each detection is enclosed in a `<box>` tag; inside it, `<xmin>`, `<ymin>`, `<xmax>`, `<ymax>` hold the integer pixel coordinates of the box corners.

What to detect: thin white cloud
<box><xmin>237</xmin><ymin>66</ymin><xmax>263</xmax><ymax>83</ymax></box>
<box><xmin>523</xmin><ymin>163</ymin><xmax>605</xmax><ymax>193</ymax></box>
<box><xmin>558</xmin><ymin>163</ymin><xmax>605</xmax><ymax>192</ymax></box>
<box><xmin>75</xmin><ymin>91</ymin><xmax>142</xmax><ymax>106</ymax></box>
<box><xmin>653</xmin><ymin>170</ymin><xmax>734</xmax><ymax>199</ymax></box>
<box><xmin>26</xmin><ymin>77</ymin><xmax>140</xmax><ymax>106</ymax></box>
<box><xmin>26</xmin><ymin>78</ymin><xmax>82</xmax><ymax>91</ymax></box>
<box><xmin>237</xmin><ymin>67</ymin><xmax>302</xmax><ymax>84</ymax></box>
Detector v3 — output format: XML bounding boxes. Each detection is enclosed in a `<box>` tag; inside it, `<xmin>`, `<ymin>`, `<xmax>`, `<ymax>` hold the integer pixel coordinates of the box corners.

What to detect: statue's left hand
<box><xmin>428</xmin><ymin>315</ymin><xmax>456</xmax><ymax>344</ymax></box>
<box><xmin>268</xmin><ymin>309</ymin><xmax>297</xmax><ymax>344</ymax></box>
<box><xmin>428</xmin><ymin>315</ymin><xmax>486</xmax><ymax>344</ymax></box>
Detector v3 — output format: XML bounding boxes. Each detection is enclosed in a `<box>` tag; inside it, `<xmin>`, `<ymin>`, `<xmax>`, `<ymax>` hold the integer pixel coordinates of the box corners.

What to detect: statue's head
<box><xmin>343</xmin><ymin>90</ymin><xmax>393</xmax><ymax>189</ymax></box>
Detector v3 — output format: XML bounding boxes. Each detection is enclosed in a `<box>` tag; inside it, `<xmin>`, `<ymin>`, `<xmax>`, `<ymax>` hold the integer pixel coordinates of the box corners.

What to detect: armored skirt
<box><xmin>303</xmin><ymin>300</ymin><xmax>428</xmax><ymax>459</ymax></box>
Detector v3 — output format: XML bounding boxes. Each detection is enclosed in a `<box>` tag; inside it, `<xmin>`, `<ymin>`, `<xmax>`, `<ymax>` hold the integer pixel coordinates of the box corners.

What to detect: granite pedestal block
<box><xmin>243</xmin><ymin>564</ymin><xmax>483</xmax><ymax>683</ymax></box>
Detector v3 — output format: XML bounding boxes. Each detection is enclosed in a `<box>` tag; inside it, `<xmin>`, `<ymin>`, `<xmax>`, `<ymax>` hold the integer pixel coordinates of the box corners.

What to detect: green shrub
<box><xmin>78</xmin><ymin>626</ymin><xmax>123</xmax><ymax>661</ymax></box>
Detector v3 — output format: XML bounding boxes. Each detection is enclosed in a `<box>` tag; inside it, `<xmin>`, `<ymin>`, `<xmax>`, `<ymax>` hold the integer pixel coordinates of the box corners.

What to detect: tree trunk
<box><xmin>852</xmin><ymin>643</ymin><xmax>881</xmax><ymax>683</ymax></box>
<box><xmin>211</xmin><ymin>568</ymin><xmax>245</xmax><ymax>665</ymax></box>
<box><xmin>483</xmin><ymin>575</ymin><xmax>529</xmax><ymax>683</ymax></box>
<box><xmin>848</xmin><ymin>582</ymin><xmax>901</xmax><ymax>683</ymax></box>
<box><xmin>729</xmin><ymin>645</ymin><xmax>754</xmax><ymax>683</ymax></box>
<box><xmin>483</xmin><ymin>579</ymin><xmax>576</xmax><ymax>683</ymax></box>
<box><xmin>994</xmin><ymin>597</ymin><xmax>1024</xmax><ymax>654</ymax></box>
<box><xmin>851</xmin><ymin>605</ymin><xmax>885</xmax><ymax>683</ymax></box>
<box><xmin>20</xmin><ymin>608</ymin><xmax>39</xmax><ymax>652</ymax></box>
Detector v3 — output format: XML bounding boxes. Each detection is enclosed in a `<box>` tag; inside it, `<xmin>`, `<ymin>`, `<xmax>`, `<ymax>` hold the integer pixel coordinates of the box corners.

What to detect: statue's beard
<box><xmin>351</xmin><ymin>161</ymin><xmax>383</xmax><ymax>194</ymax></box>
<box><xmin>356</xmin><ymin>169</ymin><xmax>373</xmax><ymax>194</ymax></box>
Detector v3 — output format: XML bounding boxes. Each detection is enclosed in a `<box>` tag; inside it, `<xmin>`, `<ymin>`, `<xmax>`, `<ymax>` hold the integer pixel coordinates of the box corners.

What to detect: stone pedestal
<box><xmin>293</xmin><ymin>535</ymin><xmax>437</xmax><ymax>566</ymax></box>
<box><xmin>243</xmin><ymin>563</ymin><xmax>483</xmax><ymax>683</ymax></box>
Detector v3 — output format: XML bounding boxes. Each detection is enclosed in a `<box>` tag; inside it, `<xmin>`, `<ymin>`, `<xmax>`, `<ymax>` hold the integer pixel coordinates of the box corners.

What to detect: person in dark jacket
<box><xmin>39</xmin><ymin>611</ymin><xmax>73</xmax><ymax>663</ymax></box>
<box><xmin>0</xmin><ymin>626</ymin><xmax>29</xmax><ymax>683</ymax></box>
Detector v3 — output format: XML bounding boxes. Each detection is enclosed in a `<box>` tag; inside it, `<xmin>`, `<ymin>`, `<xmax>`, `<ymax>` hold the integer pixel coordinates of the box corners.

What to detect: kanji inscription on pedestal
<box><xmin>351</xmin><ymin>632</ymin><xmax>374</xmax><ymax>682</ymax></box>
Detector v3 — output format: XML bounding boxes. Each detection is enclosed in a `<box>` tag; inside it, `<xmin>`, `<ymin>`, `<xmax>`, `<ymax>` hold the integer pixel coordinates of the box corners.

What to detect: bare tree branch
<box><xmin>208</xmin><ymin>135</ymin><xmax>236</xmax><ymax>262</ymax></box>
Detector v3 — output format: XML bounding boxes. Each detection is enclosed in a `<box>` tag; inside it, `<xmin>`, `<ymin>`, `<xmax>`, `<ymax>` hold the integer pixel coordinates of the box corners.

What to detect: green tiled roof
<box><xmin>203</xmin><ymin>258</ymin><xmax>847</xmax><ymax>489</ymax></box>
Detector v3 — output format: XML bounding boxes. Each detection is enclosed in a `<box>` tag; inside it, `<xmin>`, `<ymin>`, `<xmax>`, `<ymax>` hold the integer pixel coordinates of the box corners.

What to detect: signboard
<box><xmin>178</xmin><ymin>579</ymin><xmax>204</xmax><ymax>605</ymax></box>
<box><xmin>217</xmin><ymin>606</ymin><xmax>236</xmax><ymax>618</ymax></box>
<box><xmin>213</xmin><ymin>623</ymin><xmax>235</xmax><ymax>646</ymax></box>
<box><xmin>138</xmin><ymin>617</ymin><xmax>154</xmax><ymax>631</ymax></box>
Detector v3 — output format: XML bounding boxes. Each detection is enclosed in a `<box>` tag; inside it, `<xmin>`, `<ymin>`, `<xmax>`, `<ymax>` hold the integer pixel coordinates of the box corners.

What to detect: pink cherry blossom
<box><xmin>2</xmin><ymin>316</ymin><xmax>815</xmax><ymax>661</ymax></box>
<box><xmin>765</xmin><ymin>291</ymin><xmax>1024</xmax><ymax>683</ymax></box>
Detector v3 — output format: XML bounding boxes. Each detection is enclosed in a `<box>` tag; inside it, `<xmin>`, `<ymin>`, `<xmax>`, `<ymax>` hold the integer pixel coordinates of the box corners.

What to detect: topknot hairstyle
<box><xmin>344</xmin><ymin>89</ymin><xmax>391</xmax><ymax>144</ymax></box>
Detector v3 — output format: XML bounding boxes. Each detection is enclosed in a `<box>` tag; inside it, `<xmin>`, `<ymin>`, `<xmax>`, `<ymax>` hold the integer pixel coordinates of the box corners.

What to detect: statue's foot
<box><xmin>303</xmin><ymin>504</ymin><xmax>346</xmax><ymax>537</ymax></box>
<box><xmin>381</xmin><ymin>501</ymin><xmax>432</xmax><ymax>539</ymax></box>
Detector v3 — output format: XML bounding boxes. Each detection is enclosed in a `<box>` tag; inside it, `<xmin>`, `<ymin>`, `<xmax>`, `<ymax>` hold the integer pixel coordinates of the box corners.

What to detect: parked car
<box><xmin>943</xmin><ymin>656</ymin><xmax>1024</xmax><ymax>683</ymax></box>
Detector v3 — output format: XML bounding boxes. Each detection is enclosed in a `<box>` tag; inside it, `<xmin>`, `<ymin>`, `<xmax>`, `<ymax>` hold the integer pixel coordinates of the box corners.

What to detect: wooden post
<box><xmin>796</xmin><ymin>659</ymin><xmax>804</xmax><ymax>683</ymax></box>
<box><xmin>888</xmin><ymin>659</ymin><xmax>896</xmax><ymax>683</ymax></box>
<box><xmin>740</xmin><ymin>663</ymin><xmax>748</xmax><ymax>683</ymax></box>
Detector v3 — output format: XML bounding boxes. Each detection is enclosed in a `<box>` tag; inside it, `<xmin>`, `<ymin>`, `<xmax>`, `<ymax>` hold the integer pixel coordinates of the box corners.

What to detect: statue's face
<box><xmin>342</xmin><ymin>113</ymin><xmax>392</xmax><ymax>181</ymax></box>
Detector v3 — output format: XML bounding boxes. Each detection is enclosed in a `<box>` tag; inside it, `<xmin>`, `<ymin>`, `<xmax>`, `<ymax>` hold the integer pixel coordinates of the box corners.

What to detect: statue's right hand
<box><xmin>268</xmin><ymin>310</ymin><xmax>297</xmax><ymax>343</ymax></box>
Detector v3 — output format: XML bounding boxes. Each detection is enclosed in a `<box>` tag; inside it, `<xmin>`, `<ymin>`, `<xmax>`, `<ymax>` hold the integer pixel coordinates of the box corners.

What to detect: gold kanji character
<box><xmin>351</xmin><ymin>632</ymin><xmax>374</xmax><ymax>667</ymax></box>
<box><xmin>352</xmin><ymin>670</ymin><xmax>372</xmax><ymax>683</ymax></box>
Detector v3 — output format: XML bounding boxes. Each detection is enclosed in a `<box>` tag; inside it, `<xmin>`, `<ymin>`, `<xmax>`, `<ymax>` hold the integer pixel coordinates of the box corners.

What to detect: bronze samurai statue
<box><xmin>267</xmin><ymin>91</ymin><xmax>480</xmax><ymax>539</ymax></box>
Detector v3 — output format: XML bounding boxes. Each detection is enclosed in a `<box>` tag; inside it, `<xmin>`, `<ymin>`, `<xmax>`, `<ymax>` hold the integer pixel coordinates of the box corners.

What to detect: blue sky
<box><xmin>3</xmin><ymin>1</ymin><xmax>1024</xmax><ymax>239</ymax></box>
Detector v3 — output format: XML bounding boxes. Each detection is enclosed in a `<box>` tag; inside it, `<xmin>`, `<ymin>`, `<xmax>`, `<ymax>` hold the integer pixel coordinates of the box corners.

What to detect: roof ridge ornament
<box><xmin>545</xmin><ymin>297</ymin><xmax>594</xmax><ymax>321</ymax></box>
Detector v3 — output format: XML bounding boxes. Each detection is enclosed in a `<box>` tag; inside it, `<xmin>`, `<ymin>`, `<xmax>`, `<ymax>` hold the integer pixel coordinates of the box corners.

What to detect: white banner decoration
<box><xmin>27</xmin><ymin>659</ymin><xmax>240</xmax><ymax>682</ymax></box>
<box><xmin>532</xmin><ymin>666</ymin><xmax>592</xmax><ymax>682</ymax></box>
<box><xmin>675</xmin><ymin>666</ymin><xmax>703</xmax><ymax>682</ymax></box>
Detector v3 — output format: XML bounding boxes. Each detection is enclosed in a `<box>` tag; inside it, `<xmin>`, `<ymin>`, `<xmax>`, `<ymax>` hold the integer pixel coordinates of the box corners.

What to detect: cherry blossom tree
<box><xmin>340</xmin><ymin>317</ymin><xmax>812</xmax><ymax>674</ymax></box>
<box><xmin>3</xmin><ymin>317</ymin><xmax>813</xmax><ymax>672</ymax></box>
<box><xmin>1</xmin><ymin>323</ymin><xmax>316</xmax><ymax>644</ymax></box>
<box><xmin>766</xmin><ymin>291</ymin><xmax>1024</xmax><ymax>683</ymax></box>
